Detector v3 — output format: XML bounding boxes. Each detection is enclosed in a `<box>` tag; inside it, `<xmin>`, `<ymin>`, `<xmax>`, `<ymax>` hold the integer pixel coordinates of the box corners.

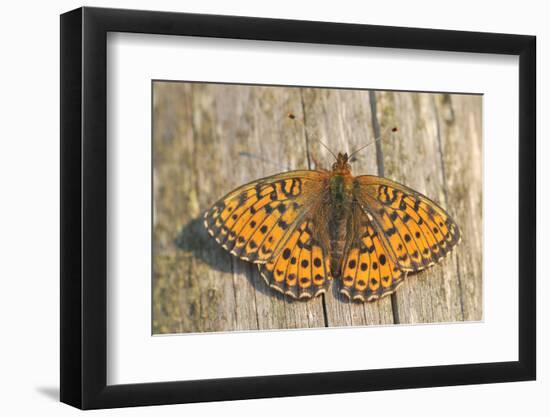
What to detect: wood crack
<box><xmin>369</xmin><ymin>90</ymin><xmax>400</xmax><ymax>325</ymax></box>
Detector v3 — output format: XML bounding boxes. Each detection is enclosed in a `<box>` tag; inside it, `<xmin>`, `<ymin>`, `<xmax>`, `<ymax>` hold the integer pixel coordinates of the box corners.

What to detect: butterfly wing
<box><xmin>340</xmin><ymin>202</ymin><xmax>405</xmax><ymax>302</ymax></box>
<box><xmin>353</xmin><ymin>176</ymin><xmax>461</xmax><ymax>272</ymax></box>
<box><xmin>204</xmin><ymin>170</ymin><xmax>333</xmax><ymax>298</ymax></box>
<box><xmin>258</xmin><ymin>215</ymin><xmax>332</xmax><ymax>299</ymax></box>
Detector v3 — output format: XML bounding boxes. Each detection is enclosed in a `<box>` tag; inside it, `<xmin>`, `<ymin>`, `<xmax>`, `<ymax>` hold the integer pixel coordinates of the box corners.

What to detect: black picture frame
<box><xmin>60</xmin><ymin>6</ymin><xmax>536</xmax><ymax>410</ymax></box>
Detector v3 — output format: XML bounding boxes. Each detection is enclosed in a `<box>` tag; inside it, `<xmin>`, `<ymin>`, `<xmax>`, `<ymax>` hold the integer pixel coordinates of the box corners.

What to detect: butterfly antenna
<box><xmin>348</xmin><ymin>126</ymin><xmax>399</xmax><ymax>159</ymax></box>
<box><xmin>288</xmin><ymin>112</ymin><xmax>338</xmax><ymax>161</ymax></box>
<box><xmin>317</xmin><ymin>140</ymin><xmax>338</xmax><ymax>161</ymax></box>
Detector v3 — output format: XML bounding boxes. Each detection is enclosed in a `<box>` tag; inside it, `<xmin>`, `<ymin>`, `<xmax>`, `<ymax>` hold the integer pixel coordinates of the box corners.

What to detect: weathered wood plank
<box><xmin>231</xmin><ymin>85</ymin><xmax>326</xmax><ymax>331</ymax></box>
<box><xmin>154</xmin><ymin>82</ymin><xmax>328</xmax><ymax>333</ymax></box>
<box><xmin>153</xmin><ymin>82</ymin><xmax>482</xmax><ymax>333</ymax></box>
<box><xmin>374</xmin><ymin>91</ymin><xmax>481</xmax><ymax>324</ymax></box>
<box><xmin>154</xmin><ymin>83</ymin><xmax>240</xmax><ymax>334</ymax></box>
<box><xmin>437</xmin><ymin>94</ymin><xmax>483</xmax><ymax>321</ymax></box>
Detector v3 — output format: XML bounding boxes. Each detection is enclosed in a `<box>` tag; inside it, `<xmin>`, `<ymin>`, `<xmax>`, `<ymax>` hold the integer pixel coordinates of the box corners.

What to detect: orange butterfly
<box><xmin>204</xmin><ymin>152</ymin><xmax>461</xmax><ymax>302</ymax></box>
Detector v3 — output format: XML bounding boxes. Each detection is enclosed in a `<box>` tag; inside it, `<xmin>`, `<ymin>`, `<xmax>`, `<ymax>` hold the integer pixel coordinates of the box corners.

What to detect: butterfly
<box><xmin>203</xmin><ymin>151</ymin><xmax>461</xmax><ymax>302</ymax></box>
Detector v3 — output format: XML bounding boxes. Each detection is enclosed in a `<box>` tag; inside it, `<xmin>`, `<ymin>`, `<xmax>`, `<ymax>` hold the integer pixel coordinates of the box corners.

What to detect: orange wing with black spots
<box><xmin>204</xmin><ymin>170</ymin><xmax>332</xmax><ymax>299</ymax></box>
<box><xmin>340</xmin><ymin>203</ymin><xmax>405</xmax><ymax>302</ymax></box>
<box><xmin>258</xmin><ymin>219</ymin><xmax>332</xmax><ymax>299</ymax></box>
<box><xmin>203</xmin><ymin>170</ymin><xmax>327</xmax><ymax>264</ymax></box>
<box><xmin>353</xmin><ymin>176</ymin><xmax>461</xmax><ymax>272</ymax></box>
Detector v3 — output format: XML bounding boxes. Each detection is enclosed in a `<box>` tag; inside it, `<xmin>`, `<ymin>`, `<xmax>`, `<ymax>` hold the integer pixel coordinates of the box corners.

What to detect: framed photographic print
<box><xmin>60</xmin><ymin>6</ymin><xmax>536</xmax><ymax>410</ymax></box>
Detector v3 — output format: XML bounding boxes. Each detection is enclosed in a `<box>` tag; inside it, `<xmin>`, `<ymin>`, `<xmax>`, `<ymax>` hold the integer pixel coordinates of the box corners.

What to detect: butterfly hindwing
<box><xmin>354</xmin><ymin>176</ymin><xmax>461</xmax><ymax>272</ymax></box>
<box><xmin>258</xmin><ymin>219</ymin><xmax>332</xmax><ymax>299</ymax></box>
<box><xmin>340</xmin><ymin>203</ymin><xmax>405</xmax><ymax>302</ymax></box>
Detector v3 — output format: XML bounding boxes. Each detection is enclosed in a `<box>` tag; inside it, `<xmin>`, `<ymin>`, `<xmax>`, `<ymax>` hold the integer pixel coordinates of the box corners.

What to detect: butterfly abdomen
<box><xmin>329</xmin><ymin>225</ymin><xmax>347</xmax><ymax>278</ymax></box>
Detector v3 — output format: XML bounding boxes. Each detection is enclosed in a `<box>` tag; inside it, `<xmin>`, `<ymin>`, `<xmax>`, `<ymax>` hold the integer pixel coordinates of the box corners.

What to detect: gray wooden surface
<box><xmin>152</xmin><ymin>82</ymin><xmax>482</xmax><ymax>334</ymax></box>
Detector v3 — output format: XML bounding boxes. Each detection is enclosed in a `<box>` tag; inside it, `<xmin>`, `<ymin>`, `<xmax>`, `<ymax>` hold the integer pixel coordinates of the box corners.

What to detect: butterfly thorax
<box><xmin>327</xmin><ymin>153</ymin><xmax>354</xmax><ymax>277</ymax></box>
<box><xmin>328</xmin><ymin>152</ymin><xmax>353</xmax><ymax>218</ymax></box>
<box><xmin>328</xmin><ymin>174</ymin><xmax>353</xmax><ymax>214</ymax></box>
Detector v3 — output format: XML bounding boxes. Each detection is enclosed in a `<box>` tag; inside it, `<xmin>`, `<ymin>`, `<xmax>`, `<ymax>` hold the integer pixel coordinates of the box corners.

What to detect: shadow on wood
<box><xmin>175</xmin><ymin>217</ymin><xmax>233</xmax><ymax>274</ymax></box>
<box><xmin>175</xmin><ymin>216</ymin><xmax>295</xmax><ymax>302</ymax></box>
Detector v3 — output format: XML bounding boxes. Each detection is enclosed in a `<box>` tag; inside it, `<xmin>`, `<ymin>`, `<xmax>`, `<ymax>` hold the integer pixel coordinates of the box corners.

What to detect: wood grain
<box><xmin>152</xmin><ymin>82</ymin><xmax>482</xmax><ymax>334</ymax></box>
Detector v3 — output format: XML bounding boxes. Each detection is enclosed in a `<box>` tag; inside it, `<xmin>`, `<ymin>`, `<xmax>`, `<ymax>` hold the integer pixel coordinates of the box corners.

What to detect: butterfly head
<box><xmin>332</xmin><ymin>152</ymin><xmax>352</xmax><ymax>175</ymax></box>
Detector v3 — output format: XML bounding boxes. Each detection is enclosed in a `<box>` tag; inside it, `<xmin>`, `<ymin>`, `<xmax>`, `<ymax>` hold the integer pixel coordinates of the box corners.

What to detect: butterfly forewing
<box><xmin>203</xmin><ymin>170</ymin><xmax>328</xmax><ymax>263</ymax></box>
<box><xmin>353</xmin><ymin>176</ymin><xmax>461</xmax><ymax>272</ymax></box>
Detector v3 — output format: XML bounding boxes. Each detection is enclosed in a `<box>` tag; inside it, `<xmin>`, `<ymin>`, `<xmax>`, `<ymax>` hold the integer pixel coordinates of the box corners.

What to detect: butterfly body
<box><xmin>326</xmin><ymin>160</ymin><xmax>355</xmax><ymax>278</ymax></box>
<box><xmin>204</xmin><ymin>152</ymin><xmax>461</xmax><ymax>302</ymax></box>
